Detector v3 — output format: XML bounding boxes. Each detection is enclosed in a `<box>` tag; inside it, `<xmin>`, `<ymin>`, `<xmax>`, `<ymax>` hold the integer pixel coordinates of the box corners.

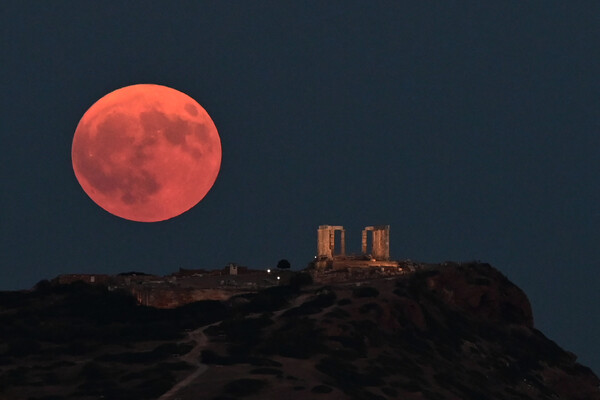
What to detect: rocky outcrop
<box><xmin>423</xmin><ymin>262</ymin><xmax>534</xmax><ymax>327</ymax></box>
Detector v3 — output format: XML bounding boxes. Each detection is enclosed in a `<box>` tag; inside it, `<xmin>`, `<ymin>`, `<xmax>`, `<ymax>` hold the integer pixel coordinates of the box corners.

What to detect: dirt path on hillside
<box><xmin>158</xmin><ymin>291</ymin><xmax>313</xmax><ymax>400</ymax></box>
<box><xmin>157</xmin><ymin>321</ymin><xmax>217</xmax><ymax>400</ymax></box>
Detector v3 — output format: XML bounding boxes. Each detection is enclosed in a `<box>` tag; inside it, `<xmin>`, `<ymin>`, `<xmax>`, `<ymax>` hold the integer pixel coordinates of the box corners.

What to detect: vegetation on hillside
<box><xmin>0</xmin><ymin>264</ymin><xmax>598</xmax><ymax>400</ymax></box>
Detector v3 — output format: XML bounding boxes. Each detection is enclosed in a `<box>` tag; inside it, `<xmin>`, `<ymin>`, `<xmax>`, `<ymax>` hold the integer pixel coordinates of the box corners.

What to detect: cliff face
<box><xmin>374</xmin><ymin>263</ymin><xmax>598</xmax><ymax>400</ymax></box>
<box><xmin>0</xmin><ymin>262</ymin><xmax>598</xmax><ymax>400</ymax></box>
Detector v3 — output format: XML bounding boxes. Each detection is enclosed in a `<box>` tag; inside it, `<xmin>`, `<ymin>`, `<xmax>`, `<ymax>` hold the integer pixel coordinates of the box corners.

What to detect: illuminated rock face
<box><xmin>131</xmin><ymin>287</ymin><xmax>236</xmax><ymax>308</ymax></box>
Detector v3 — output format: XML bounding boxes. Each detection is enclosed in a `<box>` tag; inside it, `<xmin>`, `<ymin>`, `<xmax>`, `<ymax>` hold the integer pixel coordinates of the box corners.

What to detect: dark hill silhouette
<box><xmin>0</xmin><ymin>262</ymin><xmax>597</xmax><ymax>400</ymax></box>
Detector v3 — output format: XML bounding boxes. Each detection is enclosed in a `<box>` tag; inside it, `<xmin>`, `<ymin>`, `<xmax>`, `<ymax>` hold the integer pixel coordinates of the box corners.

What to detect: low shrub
<box><xmin>79</xmin><ymin>361</ymin><xmax>111</xmax><ymax>381</ymax></box>
<box><xmin>359</xmin><ymin>302</ymin><xmax>383</xmax><ymax>315</ymax></box>
<box><xmin>289</xmin><ymin>272</ymin><xmax>313</xmax><ymax>290</ymax></box>
<box><xmin>329</xmin><ymin>335</ymin><xmax>366</xmax><ymax>353</ymax></box>
<box><xmin>311</xmin><ymin>385</ymin><xmax>333</xmax><ymax>393</ymax></box>
<box><xmin>243</xmin><ymin>286</ymin><xmax>294</xmax><ymax>313</ymax></box>
<box><xmin>261</xmin><ymin>318</ymin><xmax>324</xmax><ymax>359</ymax></box>
<box><xmin>352</xmin><ymin>287</ymin><xmax>379</xmax><ymax>298</ymax></box>
<box><xmin>283</xmin><ymin>291</ymin><xmax>336</xmax><ymax>317</ymax></box>
<box><xmin>316</xmin><ymin>357</ymin><xmax>384</xmax><ymax>389</ymax></box>
<box><xmin>201</xmin><ymin>350</ymin><xmax>237</xmax><ymax>365</ymax></box>
<box><xmin>223</xmin><ymin>378</ymin><xmax>266</xmax><ymax>397</ymax></box>
<box><xmin>325</xmin><ymin>307</ymin><xmax>350</xmax><ymax>319</ymax></box>
<box><xmin>250</xmin><ymin>367</ymin><xmax>282</xmax><ymax>375</ymax></box>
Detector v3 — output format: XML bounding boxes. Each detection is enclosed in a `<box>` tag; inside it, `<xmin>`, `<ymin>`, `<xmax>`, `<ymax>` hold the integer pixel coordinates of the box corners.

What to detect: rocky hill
<box><xmin>0</xmin><ymin>262</ymin><xmax>598</xmax><ymax>400</ymax></box>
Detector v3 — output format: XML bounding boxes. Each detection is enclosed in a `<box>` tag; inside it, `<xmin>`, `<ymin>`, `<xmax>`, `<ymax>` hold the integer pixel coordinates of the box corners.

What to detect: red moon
<box><xmin>72</xmin><ymin>84</ymin><xmax>222</xmax><ymax>222</ymax></box>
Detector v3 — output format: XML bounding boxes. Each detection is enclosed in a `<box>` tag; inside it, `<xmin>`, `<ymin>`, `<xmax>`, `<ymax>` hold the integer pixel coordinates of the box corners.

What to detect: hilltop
<box><xmin>0</xmin><ymin>262</ymin><xmax>598</xmax><ymax>399</ymax></box>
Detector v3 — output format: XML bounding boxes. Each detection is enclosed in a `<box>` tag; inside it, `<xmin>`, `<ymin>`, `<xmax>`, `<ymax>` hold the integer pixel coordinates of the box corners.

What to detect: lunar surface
<box><xmin>72</xmin><ymin>84</ymin><xmax>222</xmax><ymax>222</ymax></box>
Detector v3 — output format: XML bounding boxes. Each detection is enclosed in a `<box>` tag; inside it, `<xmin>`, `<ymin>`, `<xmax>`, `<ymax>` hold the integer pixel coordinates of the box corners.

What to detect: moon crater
<box><xmin>185</xmin><ymin>103</ymin><xmax>199</xmax><ymax>116</ymax></box>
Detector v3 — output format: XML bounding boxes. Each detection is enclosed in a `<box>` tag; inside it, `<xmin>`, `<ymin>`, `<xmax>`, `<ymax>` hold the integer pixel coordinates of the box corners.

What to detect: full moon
<box><xmin>72</xmin><ymin>84</ymin><xmax>222</xmax><ymax>222</ymax></box>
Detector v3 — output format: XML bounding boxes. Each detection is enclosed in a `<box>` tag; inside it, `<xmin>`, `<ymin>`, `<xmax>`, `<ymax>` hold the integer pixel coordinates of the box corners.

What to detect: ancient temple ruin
<box><xmin>315</xmin><ymin>224</ymin><xmax>399</xmax><ymax>269</ymax></box>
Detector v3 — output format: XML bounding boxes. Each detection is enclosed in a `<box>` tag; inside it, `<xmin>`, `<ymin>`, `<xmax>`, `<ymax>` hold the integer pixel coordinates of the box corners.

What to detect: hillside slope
<box><xmin>0</xmin><ymin>262</ymin><xmax>598</xmax><ymax>400</ymax></box>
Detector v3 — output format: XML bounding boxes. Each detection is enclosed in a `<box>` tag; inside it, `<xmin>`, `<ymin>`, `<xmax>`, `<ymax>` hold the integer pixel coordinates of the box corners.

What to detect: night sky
<box><xmin>2</xmin><ymin>2</ymin><xmax>599</xmax><ymax>372</ymax></box>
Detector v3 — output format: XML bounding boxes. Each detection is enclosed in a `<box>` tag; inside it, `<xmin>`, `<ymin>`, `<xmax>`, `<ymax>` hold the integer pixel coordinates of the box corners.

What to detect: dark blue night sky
<box><xmin>2</xmin><ymin>2</ymin><xmax>599</xmax><ymax>372</ymax></box>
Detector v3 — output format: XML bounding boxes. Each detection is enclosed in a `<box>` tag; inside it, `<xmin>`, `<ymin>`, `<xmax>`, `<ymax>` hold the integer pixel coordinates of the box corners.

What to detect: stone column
<box><xmin>317</xmin><ymin>226</ymin><xmax>333</xmax><ymax>259</ymax></box>
<box><xmin>340</xmin><ymin>229</ymin><xmax>346</xmax><ymax>256</ymax></box>
<box><xmin>371</xmin><ymin>226</ymin><xmax>390</xmax><ymax>260</ymax></box>
<box><xmin>361</xmin><ymin>229</ymin><xmax>368</xmax><ymax>254</ymax></box>
<box><xmin>330</xmin><ymin>229</ymin><xmax>335</xmax><ymax>256</ymax></box>
<box><xmin>372</xmin><ymin>229</ymin><xmax>381</xmax><ymax>260</ymax></box>
<box><xmin>383</xmin><ymin>226</ymin><xmax>390</xmax><ymax>260</ymax></box>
